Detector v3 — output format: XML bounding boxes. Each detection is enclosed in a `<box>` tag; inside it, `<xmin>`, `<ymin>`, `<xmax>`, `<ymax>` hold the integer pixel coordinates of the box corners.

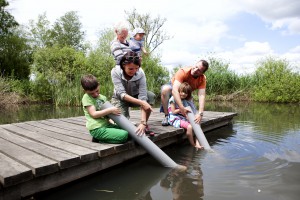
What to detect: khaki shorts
<box><xmin>111</xmin><ymin>91</ymin><xmax>156</xmax><ymax>118</ymax></box>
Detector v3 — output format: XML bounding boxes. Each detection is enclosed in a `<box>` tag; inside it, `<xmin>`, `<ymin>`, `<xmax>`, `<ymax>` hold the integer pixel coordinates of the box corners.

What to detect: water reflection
<box><xmin>37</xmin><ymin>146</ymin><xmax>206</xmax><ymax>200</ymax></box>
<box><xmin>154</xmin><ymin>147</ymin><xmax>204</xmax><ymax>200</ymax></box>
<box><xmin>0</xmin><ymin>104</ymin><xmax>82</xmax><ymax>124</ymax></box>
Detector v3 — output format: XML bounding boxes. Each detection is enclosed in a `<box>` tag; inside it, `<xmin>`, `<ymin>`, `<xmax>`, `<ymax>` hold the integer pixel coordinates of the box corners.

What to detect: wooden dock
<box><xmin>0</xmin><ymin>108</ymin><xmax>237</xmax><ymax>200</ymax></box>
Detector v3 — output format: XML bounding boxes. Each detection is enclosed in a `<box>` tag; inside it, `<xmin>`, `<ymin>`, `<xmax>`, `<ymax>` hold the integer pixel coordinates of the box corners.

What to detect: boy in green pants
<box><xmin>81</xmin><ymin>74</ymin><xmax>128</xmax><ymax>143</ymax></box>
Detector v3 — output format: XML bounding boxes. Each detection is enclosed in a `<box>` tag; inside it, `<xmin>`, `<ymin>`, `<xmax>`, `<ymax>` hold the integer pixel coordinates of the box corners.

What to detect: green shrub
<box><xmin>205</xmin><ymin>57</ymin><xmax>240</xmax><ymax>95</ymax></box>
<box><xmin>252</xmin><ymin>57</ymin><xmax>300</xmax><ymax>103</ymax></box>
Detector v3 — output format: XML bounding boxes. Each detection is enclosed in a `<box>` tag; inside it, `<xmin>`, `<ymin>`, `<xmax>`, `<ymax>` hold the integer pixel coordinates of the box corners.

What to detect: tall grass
<box><xmin>52</xmin><ymin>77</ymin><xmax>83</xmax><ymax>107</ymax></box>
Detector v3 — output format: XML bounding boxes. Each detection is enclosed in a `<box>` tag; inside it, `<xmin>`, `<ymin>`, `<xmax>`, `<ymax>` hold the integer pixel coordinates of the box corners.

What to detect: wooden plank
<box><xmin>58</xmin><ymin>118</ymin><xmax>86</xmax><ymax>126</ymax></box>
<box><xmin>0</xmin><ymin>138</ymin><xmax>58</xmax><ymax>177</ymax></box>
<box><xmin>61</xmin><ymin>116</ymin><xmax>85</xmax><ymax>122</ymax></box>
<box><xmin>49</xmin><ymin>118</ymin><xmax>87</xmax><ymax>129</ymax></box>
<box><xmin>41</xmin><ymin>119</ymin><xmax>88</xmax><ymax>133</ymax></box>
<box><xmin>0</xmin><ymin>110</ymin><xmax>237</xmax><ymax>200</ymax></box>
<box><xmin>0</xmin><ymin>152</ymin><xmax>33</xmax><ymax>187</ymax></box>
<box><xmin>0</xmin><ymin>128</ymin><xmax>80</xmax><ymax>169</ymax></box>
<box><xmin>13</xmin><ymin>123</ymin><xmax>122</xmax><ymax>157</ymax></box>
<box><xmin>2</xmin><ymin>124</ymin><xmax>98</xmax><ymax>162</ymax></box>
<box><xmin>25</xmin><ymin>121</ymin><xmax>91</xmax><ymax>140</ymax></box>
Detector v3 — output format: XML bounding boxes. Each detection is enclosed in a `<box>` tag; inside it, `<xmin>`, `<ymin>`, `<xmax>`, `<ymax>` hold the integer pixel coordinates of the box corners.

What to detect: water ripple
<box><xmin>200</xmin><ymin>123</ymin><xmax>300</xmax><ymax>193</ymax></box>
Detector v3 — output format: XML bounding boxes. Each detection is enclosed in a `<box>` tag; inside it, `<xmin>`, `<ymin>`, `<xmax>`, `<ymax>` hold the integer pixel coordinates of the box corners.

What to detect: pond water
<box><xmin>1</xmin><ymin>102</ymin><xmax>300</xmax><ymax>200</ymax></box>
<box><xmin>0</xmin><ymin>104</ymin><xmax>82</xmax><ymax>125</ymax></box>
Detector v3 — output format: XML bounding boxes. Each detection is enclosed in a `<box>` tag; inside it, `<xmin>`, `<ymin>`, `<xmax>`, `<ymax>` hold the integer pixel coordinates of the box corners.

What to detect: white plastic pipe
<box><xmin>101</xmin><ymin>102</ymin><xmax>178</xmax><ymax>168</ymax></box>
<box><xmin>186</xmin><ymin>106</ymin><xmax>212</xmax><ymax>150</ymax></box>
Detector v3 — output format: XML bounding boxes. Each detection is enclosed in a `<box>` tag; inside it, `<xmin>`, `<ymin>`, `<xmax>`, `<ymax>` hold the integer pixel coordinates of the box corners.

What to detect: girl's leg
<box><xmin>186</xmin><ymin>124</ymin><xmax>196</xmax><ymax>147</ymax></box>
<box><xmin>181</xmin><ymin>122</ymin><xmax>203</xmax><ymax>149</ymax></box>
<box><xmin>194</xmin><ymin>138</ymin><xmax>203</xmax><ymax>149</ymax></box>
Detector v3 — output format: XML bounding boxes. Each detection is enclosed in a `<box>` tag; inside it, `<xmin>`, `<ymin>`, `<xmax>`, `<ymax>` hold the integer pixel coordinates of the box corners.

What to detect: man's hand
<box><xmin>194</xmin><ymin>113</ymin><xmax>202</xmax><ymax>124</ymax></box>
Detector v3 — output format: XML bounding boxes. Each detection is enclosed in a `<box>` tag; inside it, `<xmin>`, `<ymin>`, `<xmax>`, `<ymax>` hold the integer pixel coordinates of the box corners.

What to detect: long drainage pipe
<box><xmin>101</xmin><ymin>102</ymin><xmax>178</xmax><ymax>168</ymax></box>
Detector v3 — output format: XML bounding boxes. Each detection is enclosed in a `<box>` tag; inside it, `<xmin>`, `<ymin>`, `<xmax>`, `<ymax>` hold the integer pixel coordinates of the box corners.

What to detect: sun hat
<box><xmin>132</xmin><ymin>28</ymin><xmax>145</xmax><ymax>36</ymax></box>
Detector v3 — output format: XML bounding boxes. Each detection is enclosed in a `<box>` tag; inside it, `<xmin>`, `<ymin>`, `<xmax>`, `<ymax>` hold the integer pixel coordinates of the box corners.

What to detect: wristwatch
<box><xmin>140</xmin><ymin>120</ymin><xmax>147</xmax><ymax>126</ymax></box>
<box><xmin>199</xmin><ymin>112</ymin><xmax>204</xmax><ymax>117</ymax></box>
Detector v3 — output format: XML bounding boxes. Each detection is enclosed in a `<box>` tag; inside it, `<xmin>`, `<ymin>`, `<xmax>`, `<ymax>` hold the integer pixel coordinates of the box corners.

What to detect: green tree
<box><xmin>0</xmin><ymin>0</ymin><xmax>32</xmax><ymax>79</ymax></box>
<box><xmin>125</xmin><ymin>8</ymin><xmax>171</xmax><ymax>53</ymax></box>
<box><xmin>95</xmin><ymin>28</ymin><xmax>115</xmax><ymax>55</ymax></box>
<box><xmin>0</xmin><ymin>29</ymin><xmax>32</xmax><ymax>79</ymax></box>
<box><xmin>28</xmin><ymin>13</ymin><xmax>53</xmax><ymax>49</ymax></box>
<box><xmin>51</xmin><ymin>11</ymin><xmax>86</xmax><ymax>51</ymax></box>
<box><xmin>32</xmin><ymin>45</ymin><xmax>87</xmax><ymax>103</ymax></box>
<box><xmin>28</xmin><ymin>11</ymin><xmax>86</xmax><ymax>51</ymax></box>
<box><xmin>33</xmin><ymin>45</ymin><xmax>86</xmax><ymax>81</ymax></box>
<box><xmin>0</xmin><ymin>0</ymin><xmax>18</xmax><ymax>35</ymax></box>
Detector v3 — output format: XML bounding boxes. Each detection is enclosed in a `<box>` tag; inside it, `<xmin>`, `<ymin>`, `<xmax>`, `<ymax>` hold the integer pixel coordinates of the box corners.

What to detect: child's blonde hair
<box><xmin>179</xmin><ymin>82</ymin><xmax>192</xmax><ymax>100</ymax></box>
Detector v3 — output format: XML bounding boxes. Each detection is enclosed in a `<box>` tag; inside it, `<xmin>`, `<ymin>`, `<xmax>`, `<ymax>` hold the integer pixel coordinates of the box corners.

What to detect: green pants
<box><xmin>90</xmin><ymin>123</ymin><xmax>128</xmax><ymax>144</ymax></box>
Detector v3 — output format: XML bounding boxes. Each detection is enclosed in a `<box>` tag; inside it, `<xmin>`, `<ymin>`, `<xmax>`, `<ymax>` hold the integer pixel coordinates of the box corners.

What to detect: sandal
<box><xmin>145</xmin><ymin>125</ymin><xmax>155</xmax><ymax>137</ymax></box>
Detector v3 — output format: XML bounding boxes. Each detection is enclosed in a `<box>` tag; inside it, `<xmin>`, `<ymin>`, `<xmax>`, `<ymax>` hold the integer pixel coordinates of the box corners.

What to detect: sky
<box><xmin>7</xmin><ymin>0</ymin><xmax>300</xmax><ymax>74</ymax></box>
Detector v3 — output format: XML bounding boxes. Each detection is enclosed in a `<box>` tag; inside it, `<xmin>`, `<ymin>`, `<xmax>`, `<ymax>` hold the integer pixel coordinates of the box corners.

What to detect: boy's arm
<box><xmin>86</xmin><ymin>105</ymin><xmax>120</xmax><ymax>119</ymax></box>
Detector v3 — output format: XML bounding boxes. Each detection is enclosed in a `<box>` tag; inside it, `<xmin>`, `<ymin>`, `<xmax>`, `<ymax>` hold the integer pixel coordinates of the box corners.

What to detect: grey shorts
<box><xmin>111</xmin><ymin>91</ymin><xmax>156</xmax><ymax>118</ymax></box>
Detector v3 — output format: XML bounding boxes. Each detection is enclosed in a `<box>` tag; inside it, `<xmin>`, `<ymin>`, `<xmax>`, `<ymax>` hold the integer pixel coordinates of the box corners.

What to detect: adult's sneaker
<box><xmin>161</xmin><ymin>116</ymin><xmax>169</xmax><ymax>126</ymax></box>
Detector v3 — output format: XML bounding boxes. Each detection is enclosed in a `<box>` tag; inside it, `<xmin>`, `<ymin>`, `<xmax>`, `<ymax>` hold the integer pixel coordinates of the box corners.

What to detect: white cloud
<box><xmin>162</xmin><ymin>41</ymin><xmax>275</xmax><ymax>75</ymax></box>
<box><xmin>236</xmin><ymin>0</ymin><xmax>300</xmax><ymax>34</ymax></box>
<box><xmin>164</xmin><ymin>20</ymin><xmax>229</xmax><ymax>53</ymax></box>
<box><xmin>282</xmin><ymin>46</ymin><xmax>300</xmax><ymax>64</ymax></box>
<box><xmin>212</xmin><ymin>42</ymin><xmax>275</xmax><ymax>74</ymax></box>
<box><xmin>289</xmin><ymin>46</ymin><xmax>300</xmax><ymax>53</ymax></box>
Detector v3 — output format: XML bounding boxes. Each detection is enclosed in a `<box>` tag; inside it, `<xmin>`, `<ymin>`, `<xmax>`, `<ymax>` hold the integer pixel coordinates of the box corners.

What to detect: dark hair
<box><xmin>179</xmin><ymin>82</ymin><xmax>192</xmax><ymax>100</ymax></box>
<box><xmin>120</xmin><ymin>51</ymin><xmax>141</xmax><ymax>70</ymax></box>
<box><xmin>81</xmin><ymin>74</ymin><xmax>99</xmax><ymax>91</ymax></box>
<box><xmin>199</xmin><ymin>59</ymin><xmax>209</xmax><ymax>73</ymax></box>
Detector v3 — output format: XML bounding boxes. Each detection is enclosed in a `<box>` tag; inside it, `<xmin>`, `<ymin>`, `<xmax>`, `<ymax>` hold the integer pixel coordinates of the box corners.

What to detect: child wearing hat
<box><xmin>129</xmin><ymin>28</ymin><xmax>148</xmax><ymax>57</ymax></box>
